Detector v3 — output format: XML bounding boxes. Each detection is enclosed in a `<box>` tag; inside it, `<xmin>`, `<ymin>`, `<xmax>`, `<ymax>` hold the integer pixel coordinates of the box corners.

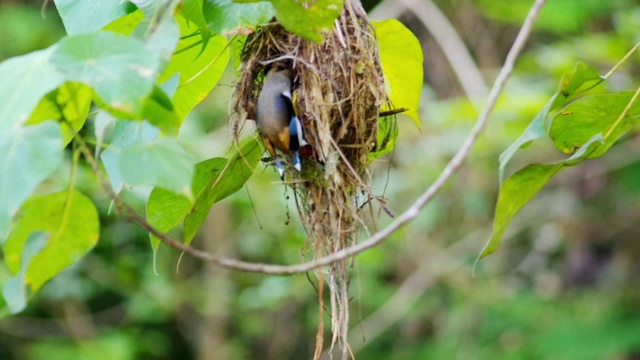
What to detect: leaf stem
<box><xmin>603</xmin><ymin>41</ymin><xmax>640</xmax><ymax>80</ymax></box>
<box><xmin>604</xmin><ymin>84</ymin><xmax>640</xmax><ymax>141</ymax></box>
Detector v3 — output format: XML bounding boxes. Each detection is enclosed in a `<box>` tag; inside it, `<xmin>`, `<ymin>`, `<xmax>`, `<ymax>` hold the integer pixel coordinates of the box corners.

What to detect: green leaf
<box><xmin>550</xmin><ymin>91</ymin><xmax>640</xmax><ymax>158</ymax></box>
<box><xmin>53</xmin><ymin>0</ymin><xmax>134</xmax><ymax>35</ymax></box>
<box><xmin>183</xmin><ymin>138</ymin><xmax>261</xmax><ymax>242</ymax></box>
<box><xmin>498</xmin><ymin>62</ymin><xmax>603</xmax><ymax>182</ymax></box>
<box><xmin>480</xmin><ymin>135</ymin><xmax>603</xmax><ymax>259</ymax></box>
<box><xmin>27</xmin><ymin>82</ymin><xmax>92</xmax><ymax>146</ymax></box>
<box><xmin>182</xmin><ymin>0</ymin><xmax>208</xmax><ymax>30</ymax></box>
<box><xmin>271</xmin><ymin>0</ymin><xmax>342</xmax><ymax>43</ymax></box>
<box><xmin>142</xmin><ymin>86</ymin><xmax>181</xmax><ymax>136</ymax></box>
<box><xmin>2</xmin><ymin>232</ymin><xmax>47</xmax><ymax>314</ymax></box>
<box><xmin>372</xmin><ymin>19</ymin><xmax>424</xmax><ymax>129</ymax></box>
<box><xmin>146</xmin><ymin>137</ymin><xmax>261</xmax><ymax>248</ymax></box>
<box><xmin>480</xmin><ymin>163</ymin><xmax>564</xmax><ymax>258</ymax></box>
<box><xmin>100</xmin><ymin>120</ymin><xmax>160</xmax><ymax>192</ymax></box>
<box><xmin>50</xmin><ymin>32</ymin><xmax>162</xmax><ymax>118</ymax></box>
<box><xmin>0</xmin><ymin>121</ymin><xmax>62</xmax><ymax>239</ymax></box>
<box><xmin>4</xmin><ymin>190</ymin><xmax>99</xmax><ymax>292</ymax></box>
<box><xmin>203</xmin><ymin>0</ymin><xmax>275</xmax><ymax>35</ymax></box>
<box><xmin>0</xmin><ymin>48</ymin><xmax>65</xmax><ymax>132</ymax></box>
<box><xmin>118</xmin><ymin>138</ymin><xmax>195</xmax><ymax>196</ymax></box>
<box><xmin>158</xmin><ymin>16</ymin><xmax>229</xmax><ymax>121</ymax></box>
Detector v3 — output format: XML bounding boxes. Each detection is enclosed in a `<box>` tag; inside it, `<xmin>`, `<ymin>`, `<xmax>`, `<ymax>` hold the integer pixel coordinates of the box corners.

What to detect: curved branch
<box><xmin>83</xmin><ymin>0</ymin><xmax>546</xmax><ymax>275</ymax></box>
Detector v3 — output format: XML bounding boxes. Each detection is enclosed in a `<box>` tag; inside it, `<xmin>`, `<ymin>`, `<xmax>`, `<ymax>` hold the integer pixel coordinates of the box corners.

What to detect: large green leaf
<box><xmin>498</xmin><ymin>62</ymin><xmax>602</xmax><ymax>182</ymax></box>
<box><xmin>146</xmin><ymin>138</ymin><xmax>261</xmax><ymax>248</ymax></box>
<box><xmin>158</xmin><ymin>16</ymin><xmax>229</xmax><ymax>122</ymax></box>
<box><xmin>118</xmin><ymin>138</ymin><xmax>195</xmax><ymax>196</ymax></box>
<box><xmin>0</xmin><ymin>122</ymin><xmax>62</xmax><ymax>239</ymax></box>
<box><xmin>50</xmin><ymin>32</ymin><xmax>162</xmax><ymax>118</ymax></box>
<box><xmin>235</xmin><ymin>0</ymin><xmax>341</xmax><ymax>42</ymax></box>
<box><xmin>3</xmin><ymin>190</ymin><xmax>99</xmax><ymax>292</ymax></box>
<box><xmin>373</xmin><ymin>19</ymin><xmax>424</xmax><ymax>129</ymax></box>
<box><xmin>142</xmin><ymin>85</ymin><xmax>182</xmax><ymax>136</ymax></box>
<box><xmin>203</xmin><ymin>0</ymin><xmax>275</xmax><ymax>35</ymax></box>
<box><xmin>0</xmin><ymin>48</ymin><xmax>64</xmax><ymax>132</ymax></box>
<box><xmin>100</xmin><ymin>120</ymin><xmax>160</xmax><ymax>192</ymax></box>
<box><xmin>53</xmin><ymin>0</ymin><xmax>134</xmax><ymax>35</ymax></box>
<box><xmin>182</xmin><ymin>0</ymin><xmax>208</xmax><ymax>30</ymax></box>
<box><xmin>26</xmin><ymin>82</ymin><xmax>92</xmax><ymax>146</ymax></box>
<box><xmin>550</xmin><ymin>91</ymin><xmax>640</xmax><ymax>158</ymax></box>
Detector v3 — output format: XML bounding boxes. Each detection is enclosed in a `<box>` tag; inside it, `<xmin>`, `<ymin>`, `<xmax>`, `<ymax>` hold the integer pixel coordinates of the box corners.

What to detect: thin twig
<box><xmin>83</xmin><ymin>0</ymin><xmax>546</xmax><ymax>275</ymax></box>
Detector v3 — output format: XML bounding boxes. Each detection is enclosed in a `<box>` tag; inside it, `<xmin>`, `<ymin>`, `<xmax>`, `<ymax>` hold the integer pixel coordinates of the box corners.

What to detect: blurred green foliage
<box><xmin>1</xmin><ymin>1</ymin><xmax>640</xmax><ymax>359</ymax></box>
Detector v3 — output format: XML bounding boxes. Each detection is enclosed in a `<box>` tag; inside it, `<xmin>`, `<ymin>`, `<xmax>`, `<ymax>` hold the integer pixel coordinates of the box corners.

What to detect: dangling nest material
<box><xmin>232</xmin><ymin>0</ymin><xmax>388</xmax><ymax>357</ymax></box>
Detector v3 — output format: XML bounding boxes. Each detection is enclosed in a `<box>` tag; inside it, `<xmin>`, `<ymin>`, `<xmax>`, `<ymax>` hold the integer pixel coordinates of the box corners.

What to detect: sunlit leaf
<box><xmin>182</xmin><ymin>0</ymin><xmax>208</xmax><ymax>30</ymax></box>
<box><xmin>118</xmin><ymin>138</ymin><xmax>195</xmax><ymax>196</ymax></box>
<box><xmin>53</xmin><ymin>0</ymin><xmax>134</xmax><ymax>35</ymax></box>
<box><xmin>373</xmin><ymin>19</ymin><xmax>423</xmax><ymax>129</ymax></box>
<box><xmin>103</xmin><ymin>9</ymin><xmax>144</xmax><ymax>35</ymax></box>
<box><xmin>0</xmin><ymin>121</ymin><xmax>62</xmax><ymax>239</ymax></box>
<box><xmin>142</xmin><ymin>86</ymin><xmax>181</xmax><ymax>136</ymax></box>
<box><xmin>4</xmin><ymin>190</ymin><xmax>99</xmax><ymax>292</ymax></box>
<box><xmin>27</xmin><ymin>82</ymin><xmax>92</xmax><ymax>146</ymax></box>
<box><xmin>50</xmin><ymin>32</ymin><xmax>161</xmax><ymax>118</ymax></box>
<box><xmin>158</xmin><ymin>16</ymin><xmax>229</xmax><ymax>121</ymax></box>
<box><xmin>0</xmin><ymin>48</ymin><xmax>64</xmax><ymax>132</ymax></box>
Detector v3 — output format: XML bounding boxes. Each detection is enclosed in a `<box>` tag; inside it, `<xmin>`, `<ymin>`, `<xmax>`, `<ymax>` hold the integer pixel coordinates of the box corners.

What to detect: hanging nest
<box><xmin>232</xmin><ymin>0</ymin><xmax>388</xmax><ymax>356</ymax></box>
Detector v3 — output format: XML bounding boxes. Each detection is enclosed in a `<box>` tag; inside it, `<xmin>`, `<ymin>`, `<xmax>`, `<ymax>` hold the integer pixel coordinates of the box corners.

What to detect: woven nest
<box><xmin>232</xmin><ymin>0</ymin><xmax>388</xmax><ymax>356</ymax></box>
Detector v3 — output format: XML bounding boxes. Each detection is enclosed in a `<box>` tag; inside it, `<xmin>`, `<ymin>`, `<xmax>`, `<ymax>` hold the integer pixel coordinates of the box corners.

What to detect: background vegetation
<box><xmin>1</xmin><ymin>0</ymin><xmax>640</xmax><ymax>359</ymax></box>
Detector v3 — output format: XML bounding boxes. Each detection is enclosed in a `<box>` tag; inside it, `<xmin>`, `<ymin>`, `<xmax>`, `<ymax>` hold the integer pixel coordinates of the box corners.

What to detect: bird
<box><xmin>256</xmin><ymin>67</ymin><xmax>309</xmax><ymax>178</ymax></box>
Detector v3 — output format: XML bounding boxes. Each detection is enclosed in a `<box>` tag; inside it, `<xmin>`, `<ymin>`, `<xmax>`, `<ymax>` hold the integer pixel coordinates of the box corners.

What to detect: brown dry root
<box><xmin>232</xmin><ymin>0</ymin><xmax>386</xmax><ymax>357</ymax></box>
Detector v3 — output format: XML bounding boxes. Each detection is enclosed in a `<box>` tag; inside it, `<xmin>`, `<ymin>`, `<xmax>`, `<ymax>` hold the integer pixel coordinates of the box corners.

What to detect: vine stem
<box><xmin>82</xmin><ymin>0</ymin><xmax>547</xmax><ymax>275</ymax></box>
